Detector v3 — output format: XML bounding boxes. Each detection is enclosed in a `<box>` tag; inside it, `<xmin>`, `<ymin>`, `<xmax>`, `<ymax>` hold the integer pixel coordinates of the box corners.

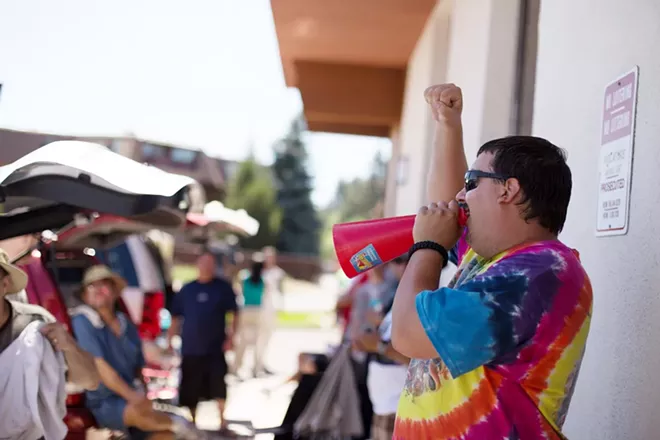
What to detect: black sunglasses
<box><xmin>464</xmin><ymin>170</ymin><xmax>509</xmax><ymax>192</ymax></box>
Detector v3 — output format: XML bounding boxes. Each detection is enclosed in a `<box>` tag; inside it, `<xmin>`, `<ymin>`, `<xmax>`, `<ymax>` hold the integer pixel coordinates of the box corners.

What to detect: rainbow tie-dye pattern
<box><xmin>393</xmin><ymin>238</ymin><xmax>592</xmax><ymax>439</ymax></box>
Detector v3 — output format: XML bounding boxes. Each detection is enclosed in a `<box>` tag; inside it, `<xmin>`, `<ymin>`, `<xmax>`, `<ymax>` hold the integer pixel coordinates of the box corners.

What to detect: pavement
<box><xmin>192</xmin><ymin>274</ymin><xmax>344</xmax><ymax>438</ymax></box>
<box><xmin>193</xmin><ymin>327</ymin><xmax>341</xmax><ymax>438</ymax></box>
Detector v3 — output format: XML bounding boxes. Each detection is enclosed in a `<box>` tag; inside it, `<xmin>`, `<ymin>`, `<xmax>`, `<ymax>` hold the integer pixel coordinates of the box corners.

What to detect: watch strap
<box><xmin>408</xmin><ymin>241</ymin><xmax>449</xmax><ymax>268</ymax></box>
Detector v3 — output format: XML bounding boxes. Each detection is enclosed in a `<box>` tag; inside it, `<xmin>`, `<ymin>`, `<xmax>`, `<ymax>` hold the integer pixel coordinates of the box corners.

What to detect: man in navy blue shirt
<box><xmin>168</xmin><ymin>251</ymin><xmax>239</xmax><ymax>428</ymax></box>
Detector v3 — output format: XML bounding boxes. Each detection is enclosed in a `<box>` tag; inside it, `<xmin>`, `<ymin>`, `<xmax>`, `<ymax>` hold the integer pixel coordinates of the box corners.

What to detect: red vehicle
<box><xmin>0</xmin><ymin>141</ymin><xmax>202</xmax><ymax>438</ymax></box>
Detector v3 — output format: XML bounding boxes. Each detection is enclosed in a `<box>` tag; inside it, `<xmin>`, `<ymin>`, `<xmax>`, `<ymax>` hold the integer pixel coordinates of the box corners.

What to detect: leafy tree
<box><xmin>333</xmin><ymin>151</ymin><xmax>387</xmax><ymax>223</ymax></box>
<box><xmin>224</xmin><ymin>154</ymin><xmax>281</xmax><ymax>250</ymax></box>
<box><xmin>320</xmin><ymin>151</ymin><xmax>388</xmax><ymax>260</ymax></box>
<box><xmin>271</xmin><ymin>116</ymin><xmax>321</xmax><ymax>256</ymax></box>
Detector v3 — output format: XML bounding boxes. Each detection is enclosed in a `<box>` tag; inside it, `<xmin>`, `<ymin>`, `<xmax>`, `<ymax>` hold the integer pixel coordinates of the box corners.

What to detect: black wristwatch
<box><xmin>408</xmin><ymin>241</ymin><xmax>449</xmax><ymax>268</ymax></box>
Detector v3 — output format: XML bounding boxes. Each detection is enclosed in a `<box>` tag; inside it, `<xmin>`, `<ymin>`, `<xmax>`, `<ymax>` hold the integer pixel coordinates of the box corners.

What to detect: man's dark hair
<box><xmin>0</xmin><ymin>267</ymin><xmax>7</xmax><ymax>278</ymax></box>
<box><xmin>478</xmin><ymin>135</ymin><xmax>572</xmax><ymax>235</ymax></box>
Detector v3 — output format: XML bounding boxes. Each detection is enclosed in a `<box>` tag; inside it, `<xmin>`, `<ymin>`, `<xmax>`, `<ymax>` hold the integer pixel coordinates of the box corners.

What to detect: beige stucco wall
<box><xmin>388</xmin><ymin>0</ymin><xmax>660</xmax><ymax>436</ymax></box>
<box><xmin>391</xmin><ymin>0</ymin><xmax>521</xmax><ymax>218</ymax></box>
<box><xmin>444</xmin><ymin>0</ymin><xmax>520</xmax><ymax>160</ymax></box>
<box><xmin>533</xmin><ymin>0</ymin><xmax>660</xmax><ymax>438</ymax></box>
<box><xmin>392</xmin><ymin>2</ymin><xmax>452</xmax><ymax>216</ymax></box>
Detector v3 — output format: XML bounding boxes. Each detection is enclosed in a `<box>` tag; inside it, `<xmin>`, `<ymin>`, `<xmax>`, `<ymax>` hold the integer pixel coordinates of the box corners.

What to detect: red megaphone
<box><xmin>333</xmin><ymin>208</ymin><xmax>468</xmax><ymax>278</ymax></box>
<box><xmin>332</xmin><ymin>215</ymin><xmax>415</xmax><ymax>279</ymax></box>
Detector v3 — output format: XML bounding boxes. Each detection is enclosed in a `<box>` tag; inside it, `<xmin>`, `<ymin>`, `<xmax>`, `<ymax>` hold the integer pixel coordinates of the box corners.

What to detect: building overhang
<box><xmin>271</xmin><ymin>0</ymin><xmax>436</xmax><ymax>136</ymax></box>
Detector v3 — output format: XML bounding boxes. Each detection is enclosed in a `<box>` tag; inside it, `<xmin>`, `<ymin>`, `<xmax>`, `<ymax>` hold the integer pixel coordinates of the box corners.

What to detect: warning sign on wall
<box><xmin>595</xmin><ymin>66</ymin><xmax>639</xmax><ymax>237</ymax></box>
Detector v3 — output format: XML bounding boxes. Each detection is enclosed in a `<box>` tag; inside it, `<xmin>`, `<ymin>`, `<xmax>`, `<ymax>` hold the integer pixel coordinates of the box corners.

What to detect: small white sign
<box><xmin>595</xmin><ymin>66</ymin><xmax>639</xmax><ymax>237</ymax></box>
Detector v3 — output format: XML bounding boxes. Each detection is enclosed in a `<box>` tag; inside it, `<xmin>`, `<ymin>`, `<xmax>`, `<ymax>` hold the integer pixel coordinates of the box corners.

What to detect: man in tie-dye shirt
<box><xmin>390</xmin><ymin>83</ymin><xmax>592</xmax><ymax>440</ymax></box>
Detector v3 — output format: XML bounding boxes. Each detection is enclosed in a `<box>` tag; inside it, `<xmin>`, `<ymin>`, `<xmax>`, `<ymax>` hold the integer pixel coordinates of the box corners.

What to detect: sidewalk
<box><xmin>189</xmin><ymin>273</ymin><xmax>343</xmax><ymax>437</ymax></box>
<box><xmin>195</xmin><ymin>327</ymin><xmax>341</xmax><ymax>438</ymax></box>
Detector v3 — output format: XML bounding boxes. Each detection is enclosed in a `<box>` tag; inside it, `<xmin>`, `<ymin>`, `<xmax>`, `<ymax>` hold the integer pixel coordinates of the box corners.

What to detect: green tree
<box><xmin>320</xmin><ymin>151</ymin><xmax>388</xmax><ymax>260</ymax></box>
<box><xmin>271</xmin><ymin>115</ymin><xmax>320</xmax><ymax>256</ymax></box>
<box><xmin>224</xmin><ymin>154</ymin><xmax>281</xmax><ymax>250</ymax></box>
<box><xmin>333</xmin><ymin>151</ymin><xmax>387</xmax><ymax>223</ymax></box>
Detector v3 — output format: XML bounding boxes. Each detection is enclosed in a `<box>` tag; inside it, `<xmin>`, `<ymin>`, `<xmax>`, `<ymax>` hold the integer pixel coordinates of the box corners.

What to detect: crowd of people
<box><xmin>0</xmin><ymin>82</ymin><xmax>593</xmax><ymax>440</ymax></box>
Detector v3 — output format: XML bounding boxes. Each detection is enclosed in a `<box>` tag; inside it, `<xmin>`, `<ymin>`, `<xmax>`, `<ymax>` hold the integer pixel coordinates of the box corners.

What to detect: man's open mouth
<box><xmin>458</xmin><ymin>203</ymin><xmax>470</xmax><ymax>227</ymax></box>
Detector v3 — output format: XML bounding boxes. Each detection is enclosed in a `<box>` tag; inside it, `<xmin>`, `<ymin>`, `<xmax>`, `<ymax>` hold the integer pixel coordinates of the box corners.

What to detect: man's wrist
<box><xmin>409</xmin><ymin>242</ymin><xmax>448</xmax><ymax>267</ymax></box>
<box><xmin>409</xmin><ymin>248</ymin><xmax>445</xmax><ymax>267</ymax></box>
<box><xmin>435</xmin><ymin>119</ymin><xmax>463</xmax><ymax>132</ymax></box>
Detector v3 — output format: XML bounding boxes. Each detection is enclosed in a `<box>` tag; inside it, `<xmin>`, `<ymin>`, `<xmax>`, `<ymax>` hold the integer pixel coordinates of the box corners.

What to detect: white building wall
<box><xmin>444</xmin><ymin>0</ymin><xmax>520</xmax><ymax>160</ymax></box>
<box><xmin>392</xmin><ymin>0</ymin><xmax>521</xmax><ymax>219</ymax></box>
<box><xmin>393</xmin><ymin>13</ymin><xmax>436</xmax><ymax>216</ymax></box>
<box><xmin>533</xmin><ymin>1</ymin><xmax>660</xmax><ymax>438</ymax></box>
<box><xmin>393</xmin><ymin>2</ymin><xmax>451</xmax><ymax>216</ymax></box>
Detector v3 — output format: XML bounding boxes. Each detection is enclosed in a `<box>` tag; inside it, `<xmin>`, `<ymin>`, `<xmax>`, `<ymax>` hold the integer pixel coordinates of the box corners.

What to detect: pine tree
<box><xmin>224</xmin><ymin>153</ymin><xmax>281</xmax><ymax>250</ymax></box>
<box><xmin>271</xmin><ymin>115</ymin><xmax>320</xmax><ymax>256</ymax></box>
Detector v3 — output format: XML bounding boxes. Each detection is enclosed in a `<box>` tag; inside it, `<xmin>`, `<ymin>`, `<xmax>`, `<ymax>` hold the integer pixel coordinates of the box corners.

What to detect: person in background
<box><xmin>0</xmin><ymin>249</ymin><xmax>99</xmax><ymax>390</ymax></box>
<box><xmin>0</xmin><ymin>249</ymin><xmax>100</xmax><ymax>440</ymax></box>
<box><xmin>232</xmin><ymin>254</ymin><xmax>270</xmax><ymax>378</ymax></box>
<box><xmin>335</xmin><ymin>272</ymin><xmax>368</xmax><ymax>337</ymax></box>
<box><xmin>345</xmin><ymin>264</ymin><xmax>391</xmax><ymax>440</ymax></box>
<box><xmin>257</xmin><ymin>246</ymin><xmax>285</xmax><ymax>375</ymax></box>
<box><xmin>354</xmin><ymin>256</ymin><xmax>410</xmax><ymax>440</ymax></box>
<box><xmin>168</xmin><ymin>251</ymin><xmax>239</xmax><ymax>429</ymax></box>
<box><xmin>71</xmin><ymin>265</ymin><xmax>199</xmax><ymax>439</ymax></box>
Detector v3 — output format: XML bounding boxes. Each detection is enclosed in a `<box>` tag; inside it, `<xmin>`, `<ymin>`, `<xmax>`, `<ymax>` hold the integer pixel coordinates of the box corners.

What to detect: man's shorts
<box><xmin>179</xmin><ymin>353</ymin><xmax>228</xmax><ymax>410</ymax></box>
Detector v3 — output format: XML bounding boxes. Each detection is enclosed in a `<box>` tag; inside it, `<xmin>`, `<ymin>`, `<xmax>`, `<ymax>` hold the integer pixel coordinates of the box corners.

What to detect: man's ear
<box><xmin>498</xmin><ymin>178</ymin><xmax>522</xmax><ymax>204</ymax></box>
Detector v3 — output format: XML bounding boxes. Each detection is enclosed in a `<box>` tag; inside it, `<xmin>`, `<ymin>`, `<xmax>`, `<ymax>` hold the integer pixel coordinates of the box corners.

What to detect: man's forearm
<box><xmin>427</xmin><ymin>122</ymin><xmax>468</xmax><ymax>204</ymax></box>
<box><xmin>63</xmin><ymin>345</ymin><xmax>100</xmax><ymax>390</ymax></box>
<box><xmin>391</xmin><ymin>250</ymin><xmax>444</xmax><ymax>358</ymax></box>
<box><xmin>167</xmin><ymin>318</ymin><xmax>181</xmax><ymax>346</ymax></box>
<box><xmin>231</xmin><ymin>311</ymin><xmax>239</xmax><ymax>338</ymax></box>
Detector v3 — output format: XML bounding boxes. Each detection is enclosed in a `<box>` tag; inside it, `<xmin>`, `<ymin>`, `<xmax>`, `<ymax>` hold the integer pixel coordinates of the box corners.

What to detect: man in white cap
<box><xmin>0</xmin><ymin>248</ymin><xmax>100</xmax><ymax>385</ymax></box>
<box><xmin>0</xmin><ymin>248</ymin><xmax>100</xmax><ymax>438</ymax></box>
<box><xmin>71</xmin><ymin>264</ymin><xmax>204</xmax><ymax>439</ymax></box>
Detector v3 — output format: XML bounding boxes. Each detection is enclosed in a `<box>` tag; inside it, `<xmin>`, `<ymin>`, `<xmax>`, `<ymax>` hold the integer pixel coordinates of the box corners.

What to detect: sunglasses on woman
<box><xmin>464</xmin><ymin>170</ymin><xmax>510</xmax><ymax>192</ymax></box>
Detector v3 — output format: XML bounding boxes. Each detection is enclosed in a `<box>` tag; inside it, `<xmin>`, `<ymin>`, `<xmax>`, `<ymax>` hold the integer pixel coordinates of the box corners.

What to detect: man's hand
<box><xmin>40</xmin><ymin>323</ymin><xmax>77</xmax><ymax>353</ymax></box>
<box><xmin>353</xmin><ymin>331</ymin><xmax>380</xmax><ymax>354</ymax></box>
<box><xmin>424</xmin><ymin>83</ymin><xmax>463</xmax><ymax>126</ymax></box>
<box><xmin>413</xmin><ymin>200</ymin><xmax>462</xmax><ymax>250</ymax></box>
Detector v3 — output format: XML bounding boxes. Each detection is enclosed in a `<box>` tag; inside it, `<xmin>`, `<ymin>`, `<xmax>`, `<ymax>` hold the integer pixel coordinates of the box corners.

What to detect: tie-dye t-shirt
<box><xmin>393</xmin><ymin>236</ymin><xmax>593</xmax><ymax>439</ymax></box>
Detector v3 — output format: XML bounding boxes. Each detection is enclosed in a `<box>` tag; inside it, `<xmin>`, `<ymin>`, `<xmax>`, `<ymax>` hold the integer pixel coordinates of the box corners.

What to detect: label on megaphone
<box><xmin>349</xmin><ymin>243</ymin><xmax>384</xmax><ymax>274</ymax></box>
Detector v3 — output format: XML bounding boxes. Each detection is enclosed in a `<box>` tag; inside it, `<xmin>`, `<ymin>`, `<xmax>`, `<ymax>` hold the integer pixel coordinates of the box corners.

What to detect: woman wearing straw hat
<box><xmin>70</xmin><ymin>264</ymin><xmax>202</xmax><ymax>439</ymax></box>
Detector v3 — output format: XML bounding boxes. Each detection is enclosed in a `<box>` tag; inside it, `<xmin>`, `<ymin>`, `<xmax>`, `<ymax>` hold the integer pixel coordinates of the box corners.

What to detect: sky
<box><xmin>0</xmin><ymin>0</ymin><xmax>392</xmax><ymax>207</ymax></box>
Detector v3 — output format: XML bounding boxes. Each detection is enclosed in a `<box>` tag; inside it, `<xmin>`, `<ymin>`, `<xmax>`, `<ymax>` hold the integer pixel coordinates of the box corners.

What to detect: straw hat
<box><xmin>0</xmin><ymin>248</ymin><xmax>28</xmax><ymax>295</ymax></box>
<box><xmin>82</xmin><ymin>265</ymin><xmax>127</xmax><ymax>291</ymax></box>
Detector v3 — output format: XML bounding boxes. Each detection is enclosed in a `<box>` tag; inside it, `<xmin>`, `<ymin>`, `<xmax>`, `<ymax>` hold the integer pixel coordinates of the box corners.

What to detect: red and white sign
<box><xmin>596</xmin><ymin>67</ymin><xmax>639</xmax><ymax>237</ymax></box>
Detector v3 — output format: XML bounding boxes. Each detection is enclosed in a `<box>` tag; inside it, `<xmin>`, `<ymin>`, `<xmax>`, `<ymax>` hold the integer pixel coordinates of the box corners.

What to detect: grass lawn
<box><xmin>276</xmin><ymin>310</ymin><xmax>335</xmax><ymax>329</ymax></box>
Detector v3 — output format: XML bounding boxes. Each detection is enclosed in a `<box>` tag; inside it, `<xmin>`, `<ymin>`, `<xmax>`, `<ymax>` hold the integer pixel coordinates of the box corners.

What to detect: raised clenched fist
<box><xmin>413</xmin><ymin>200</ymin><xmax>462</xmax><ymax>251</ymax></box>
<box><xmin>424</xmin><ymin>83</ymin><xmax>463</xmax><ymax>125</ymax></box>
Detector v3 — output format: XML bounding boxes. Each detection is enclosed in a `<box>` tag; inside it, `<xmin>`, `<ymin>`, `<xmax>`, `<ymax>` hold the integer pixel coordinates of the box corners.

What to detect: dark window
<box><xmin>142</xmin><ymin>143</ymin><xmax>167</xmax><ymax>160</ymax></box>
<box><xmin>170</xmin><ymin>148</ymin><xmax>197</xmax><ymax>164</ymax></box>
